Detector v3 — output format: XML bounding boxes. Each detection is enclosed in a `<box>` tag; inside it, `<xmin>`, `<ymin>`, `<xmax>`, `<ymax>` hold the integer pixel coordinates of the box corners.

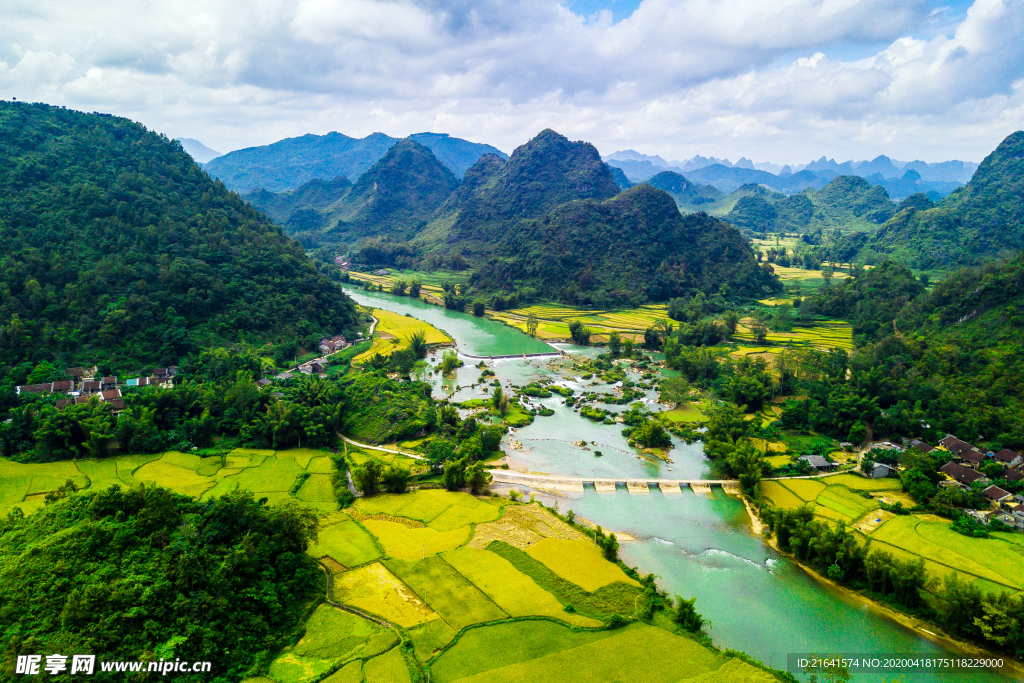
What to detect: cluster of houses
<box><xmin>924</xmin><ymin>435</ymin><xmax>1024</xmax><ymax>528</ymax></box>
<box><xmin>15</xmin><ymin>366</ymin><xmax>178</xmax><ymax>414</ymax></box>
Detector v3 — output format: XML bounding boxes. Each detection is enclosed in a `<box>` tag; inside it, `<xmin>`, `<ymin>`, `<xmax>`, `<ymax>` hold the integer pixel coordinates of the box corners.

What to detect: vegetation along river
<box><xmin>344</xmin><ymin>286</ymin><xmax>1012</xmax><ymax>682</ymax></box>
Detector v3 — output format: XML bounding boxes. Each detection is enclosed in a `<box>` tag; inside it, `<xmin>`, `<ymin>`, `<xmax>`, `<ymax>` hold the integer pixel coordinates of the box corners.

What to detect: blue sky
<box><xmin>2</xmin><ymin>0</ymin><xmax>1022</xmax><ymax>164</ymax></box>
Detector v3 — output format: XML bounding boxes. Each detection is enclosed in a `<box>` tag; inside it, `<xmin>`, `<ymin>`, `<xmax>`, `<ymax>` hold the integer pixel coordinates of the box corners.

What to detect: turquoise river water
<box><xmin>344</xmin><ymin>286</ymin><xmax>1014</xmax><ymax>682</ymax></box>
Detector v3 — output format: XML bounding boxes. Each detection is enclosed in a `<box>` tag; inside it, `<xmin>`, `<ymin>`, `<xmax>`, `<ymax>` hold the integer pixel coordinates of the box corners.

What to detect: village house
<box><xmin>908</xmin><ymin>439</ymin><xmax>934</xmax><ymax>453</ymax></box>
<box><xmin>799</xmin><ymin>455</ymin><xmax>837</xmax><ymax>472</ymax></box>
<box><xmin>993</xmin><ymin>449</ymin><xmax>1023</xmax><ymax>469</ymax></box>
<box><xmin>15</xmin><ymin>383</ymin><xmax>54</xmax><ymax>396</ymax></box>
<box><xmin>938</xmin><ymin>435</ymin><xmax>987</xmax><ymax>467</ymax></box>
<box><xmin>319</xmin><ymin>335</ymin><xmax>348</xmax><ymax>354</ymax></box>
<box><xmin>939</xmin><ymin>461</ymin><xmax>988</xmax><ymax>487</ymax></box>
<box><xmin>100</xmin><ymin>376</ymin><xmax>118</xmax><ymax>391</ymax></box>
<box><xmin>983</xmin><ymin>485</ymin><xmax>1013</xmax><ymax>504</ymax></box>
<box><xmin>868</xmin><ymin>462</ymin><xmax>898</xmax><ymax>479</ymax></box>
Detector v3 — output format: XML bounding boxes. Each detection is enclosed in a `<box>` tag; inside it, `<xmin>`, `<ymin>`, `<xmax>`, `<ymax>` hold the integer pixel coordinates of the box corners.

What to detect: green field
<box><xmin>0</xmin><ymin>447</ymin><xmax>340</xmax><ymax>517</ymax></box>
<box><xmin>441</xmin><ymin>547</ymin><xmax>601</xmax><ymax>627</ymax></box>
<box><xmin>363</xmin><ymin>646</ymin><xmax>412</xmax><ymax>683</ymax></box>
<box><xmin>430</xmin><ymin>620</ymin><xmax>614</xmax><ymax>683</ymax></box>
<box><xmin>393</xmin><ymin>555</ymin><xmax>508</xmax><ymax>630</ymax></box>
<box><xmin>356</xmin><ymin>490</ymin><xmax>504</xmax><ymax>528</ymax></box>
<box><xmin>309</xmin><ymin>519</ymin><xmax>382</xmax><ymax>568</ymax></box>
<box><xmin>362</xmin><ymin>519</ymin><xmax>472</xmax><ymax>561</ymax></box>
<box><xmin>524</xmin><ymin>539</ymin><xmax>639</xmax><ymax>593</ymax></box>
<box><xmin>439</xmin><ymin>622</ymin><xmax>774</xmax><ymax>683</ymax></box>
<box><xmin>354</xmin><ymin>308</ymin><xmax>452</xmax><ymax>363</ymax></box>
<box><xmin>332</xmin><ymin>562</ymin><xmax>438</xmax><ymax>627</ymax></box>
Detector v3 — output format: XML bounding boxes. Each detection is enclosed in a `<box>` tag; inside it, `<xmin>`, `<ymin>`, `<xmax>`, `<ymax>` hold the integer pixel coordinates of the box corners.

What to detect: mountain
<box><xmin>723</xmin><ymin>176</ymin><xmax>895</xmax><ymax>234</ymax></box>
<box><xmin>642</xmin><ymin>171</ymin><xmax>722</xmax><ymax>212</ymax></box>
<box><xmin>245</xmin><ymin>139</ymin><xmax>460</xmax><ymax>249</ymax></box>
<box><xmin>863</xmin><ymin>169</ymin><xmax>960</xmax><ymax>200</ymax></box>
<box><xmin>205</xmin><ymin>131</ymin><xmax>506</xmax><ymax>192</ymax></box>
<box><xmin>606</xmin><ymin>164</ymin><xmax>634</xmax><ymax>190</ymax></box>
<box><xmin>684</xmin><ymin>164</ymin><xmax>835</xmax><ymax>194</ymax></box>
<box><xmin>417</xmin><ymin>130</ymin><xmax>778</xmax><ymax>307</ymax></box>
<box><xmin>868</xmin><ymin>131</ymin><xmax>1024</xmax><ymax>269</ymax></box>
<box><xmin>318</xmin><ymin>139</ymin><xmax>460</xmax><ymax>244</ymax></box>
<box><xmin>0</xmin><ymin>102</ymin><xmax>359</xmax><ymax>376</ymax></box>
<box><xmin>176</xmin><ymin>137</ymin><xmax>222</xmax><ymax>163</ymax></box>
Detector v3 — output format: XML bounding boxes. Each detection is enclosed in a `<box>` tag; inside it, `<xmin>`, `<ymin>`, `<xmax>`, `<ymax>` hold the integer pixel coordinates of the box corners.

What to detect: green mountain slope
<box><xmin>246</xmin><ymin>139</ymin><xmax>460</xmax><ymax>249</ymax></box>
<box><xmin>419</xmin><ymin>130</ymin><xmax>778</xmax><ymax>306</ymax></box>
<box><xmin>205</xmin><ymin>131</ymin><xmax>505</xmax><ymax>192</ymax></box>
<box><xmin>0</xmin><ymin>102</ymin><xmax>359</xmax><ymax>377</ymax></box>
<box><xmin>869</xmin><ymin>131</ymin><xmax>1024</xmax><ymax>268</ymax></box>
<box><xmin>723</xmin><ymin>176</ymin><xmax>895</xmax><ymax>234</ymax></box>
<box><xmin>642</xmin><ymin>171</ymin><xmax>722</xmax><ymax>212</ymax></box>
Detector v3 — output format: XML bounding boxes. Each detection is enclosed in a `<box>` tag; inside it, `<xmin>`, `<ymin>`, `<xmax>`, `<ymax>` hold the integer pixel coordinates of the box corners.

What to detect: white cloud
<box><xmin>0</xmin><ymin>0</ymin><xmax>1021</xmax><ymax>163</ymax></box>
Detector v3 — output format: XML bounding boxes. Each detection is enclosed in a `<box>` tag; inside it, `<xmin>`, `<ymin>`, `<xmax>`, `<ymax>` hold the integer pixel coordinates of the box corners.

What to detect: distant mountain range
<box><xmin>176</xmin><ymin>138</ymin><xmax>223</xmax><ymax>164</ymax></box>
<box><xmin>204</xmin><ymin>132</ymin><xmax>506</xmax><ymax>193</ymax></box>
<box><xmin>868</xmin><ymin>131</ymin><xmax>1024</xmax><ymax>268</ymax></box>
<box><xmin>604</xmin><ymin>150</ymin><xmax>978</xmax><ymax>199</ymax></box>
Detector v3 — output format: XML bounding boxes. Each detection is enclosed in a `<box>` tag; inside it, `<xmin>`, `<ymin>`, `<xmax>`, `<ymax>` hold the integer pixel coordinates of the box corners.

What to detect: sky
<box><xmin>2</xmin><ymin>0</ymin><xmax>1022</xmax><ymax>165</ymax></box>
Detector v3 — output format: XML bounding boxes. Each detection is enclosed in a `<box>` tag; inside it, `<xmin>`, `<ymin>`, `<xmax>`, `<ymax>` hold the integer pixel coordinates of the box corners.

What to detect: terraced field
<box><xmin>353</xmin><ymin>309</ymin><xmax>452</xmax><ymax>362</ymax></box>
<box><xmin>490</xmin><ymin>303</ymin><xmax>672</xmax><ymax>341</ymax></box>
<box><xmin>732</xmin><ymin>320</ymin><xmax>854</xmax><ymax>351</ymax></box>
<box><xmin>760</xmin><ymin>474</ymin><xmax>1024</xmax><ymax>595</ymax></box>
<box><xmin>0</xmin><ymin>447</ymin><xmax>342</xmax><ymax>516</ymax></box>
<box><xmin>261</xmin><ymin>489</ymin><xmax>784</xmax><ymax>683</ymax></box>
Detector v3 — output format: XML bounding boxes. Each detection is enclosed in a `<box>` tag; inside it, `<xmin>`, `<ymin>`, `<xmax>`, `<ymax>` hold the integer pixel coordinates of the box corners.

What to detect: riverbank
<box><xmin>753</xmin><ymin>506</ymin><xmax>1024</xmax><ymax>677</ymax></box>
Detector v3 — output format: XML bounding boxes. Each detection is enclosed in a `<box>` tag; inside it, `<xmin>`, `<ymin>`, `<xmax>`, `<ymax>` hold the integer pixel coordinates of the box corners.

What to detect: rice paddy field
<box><xmin>732</xmin><ymin>319</ymin><xmax>855</xmax><ymax>351</ymax></box>
<box><xmin>353</xmin><ymin>308</ymin><xmax>452</xmax><ymax>363</ymax></box>
<box><xmin>0</xmin><ymin>447</ymin><xmax>344</xmax><ymax>517</ymax></box>
<box><xmin>258</xmin><ymin>489</ymin><xmax>785</xmax><ymax>683</ymax></box>
<box><xmin>489</xmin><ymin>303</ymin><xmax>672</xmax><ymax>341</ymax></box>
<box><xmin>760</xmin><ymin>474</ymin><xmax>1024</xmax><ymax>595</ymax></box>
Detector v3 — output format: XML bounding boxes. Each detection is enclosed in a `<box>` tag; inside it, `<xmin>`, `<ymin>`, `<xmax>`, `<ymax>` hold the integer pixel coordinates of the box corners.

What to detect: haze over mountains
<box><xmin>603</xmin><ymin>149</ymin><xmax>977</xmax><ymax>200</ymax></box>
<box><xmin>204</xmin><ymin>131</ymin><xmax>506</xmax><ymax>193</ymax></box>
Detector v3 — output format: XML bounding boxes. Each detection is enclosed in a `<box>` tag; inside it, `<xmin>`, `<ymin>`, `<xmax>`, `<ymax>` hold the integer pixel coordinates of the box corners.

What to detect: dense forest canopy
<box><xmin>0</xmin><ymin>487</ymin><xmax>320</xmax><ymax>682</ymax></box>
<box><xmin>869</xmin><ymin>130</ymin><xmax>1024</xmax><ymax>268</ymax></box>
<box><xmin>0</xmin><ymin>102</ymin><xmax>359</xmax><ymax>383</ymax></box>
<box><xmin>419</xmin><ymin>130</ymin><xmax>779</xmax><ymax>306</ymax></box>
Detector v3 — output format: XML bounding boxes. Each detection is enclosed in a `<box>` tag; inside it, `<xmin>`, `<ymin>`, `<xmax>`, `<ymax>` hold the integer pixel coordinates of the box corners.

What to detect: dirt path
<box><xmin>340</xmin><ymin>435</ymin><xmax>425</xmax><ymax>460</ymax></box>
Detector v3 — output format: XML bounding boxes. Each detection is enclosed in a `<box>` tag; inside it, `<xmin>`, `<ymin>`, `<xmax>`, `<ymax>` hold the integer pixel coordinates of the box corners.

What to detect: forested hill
<box><xmin>205</xmin><ymin>130</ymin><xmax>506</xmax><ymax>192</ymax></box>
<box><xmin>799</xmin><ymin>256</ymin><xmax>1024</xmax><ymax>447</ymax></box>
<box><xmin>246</xmin><ymin>139</ymin><xmax>460</xmax><ymax>248</ymax></box>
<box><xmin>868</xmin><ymin>130</ymin><xmax>1024</xmax><ymax>269</ymax></box>
<box><xmin>0</xmin><ymin>102</ymin><xmax>359</xmax><ymax>378</ymax></box>
<box><xmin>419</xmin><ymin>130</ymin><xmax>779</xmax><ymax>307</ymax></box>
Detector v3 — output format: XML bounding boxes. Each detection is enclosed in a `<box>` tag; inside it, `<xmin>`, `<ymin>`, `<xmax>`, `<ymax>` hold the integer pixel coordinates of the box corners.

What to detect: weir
<box><xmin>490</xmin><ymin>470</ymin><xmax>740</xmax><ymax>494</ymax></box>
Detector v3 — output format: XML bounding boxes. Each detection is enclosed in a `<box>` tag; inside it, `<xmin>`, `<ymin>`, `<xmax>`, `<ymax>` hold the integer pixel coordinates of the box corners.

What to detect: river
<box><xmin>344</xmin><ymin>286</ymin><xmax>1013</xmax><ymax>683</ymax></box>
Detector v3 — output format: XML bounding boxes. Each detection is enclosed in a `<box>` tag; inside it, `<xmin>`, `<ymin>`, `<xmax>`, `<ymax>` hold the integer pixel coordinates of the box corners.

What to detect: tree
<box><xmin>381</xmin><ymin>464</ymin><xmax>409</xmax><ymax>493</ymax></box>
<box><xmin>441</xmin><ymin>350</ymin><xmax>460</xmax><ymax>375</ymax></box>
<box><xmin>673</xmin><ymin>596</ymin><xmax>708</xmax><ymax>633</ymax></box>
<box><xmin>491</xmin><ymin>385</ymin><xmax>504</xmax><ymax>410</ymax></box>
<box><xmin>526</xmin><ymin>313</ymin><xmax>539</xmax><ymax>338</ymax></box>
<box><xmin>352</xmin><ymin>460</ymin><xmax>384</xmax><ymax>496</ymax></box>
<box><xmin>473</xmin><ymin>301</ymin><xmax>485</xmax><ymax>317</ymax></box>
<box><xmin>658</xmin><ymin>377</ymin><xmax>690</xmax><ymax>407</ymax></box>
<box><xmin>465</xmin><ymin>461</ymin><xmax>491</xmax><ymax>494</ymax></box>
<box><xmin>406</xmin><ymin>330</ymin><xmax>428</xmax><ymax>359</ymax></box>
<box><xmin>723</xmin><ymin>310</ymin><xmax>740</xmax><ymax>337</ymax></box>
<box><xmin>608</xmin><ymin>332</ymin><xmax>621</xmax><ymax>357</ymax></box>
<box><xmin>569</xmin><ymin>321</ymin><xmax>592</xmax><ymax>345</ymax></box>
<box><xmin>409</xmin><ymin>281</ymin><xmax>422</xmax><ymax>298</ymax></box>
<box><xmin>443</xmin><ymin>459</ymin><xmax>465</xmax><ymax>491</ymax></box>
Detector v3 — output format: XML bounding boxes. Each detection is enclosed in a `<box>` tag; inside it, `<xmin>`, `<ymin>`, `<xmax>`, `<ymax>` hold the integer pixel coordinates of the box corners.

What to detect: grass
<box><xmin>487</xmin><ymin>542</ymin><xmax>641</xmax><ymax>618</ymax></box>
<box><xmin>362</xmin><ymin>519</ymin><xmax>472</xmax><ymax>562</ymax></box>
<box><xmin>229</xmin><ymin>454</ymin><xmax>303</xmax><ymax>493</ymax></box>
<box><xmin>825</xmin><ymin>473</ymin><xmax>902</xmax><ymax>491</ymax></box>
<box><xmin>295</xmin><ymin>474</ymin><xmax>337</xmax><ymax>510</ymax></box>
<box><xmin>332</xmin><ymin>562</ymin><xmax>438</xmax><ymax>628</ymax></box>
<box><xmin>292</xmin><ymin>605</ymin><xmax>395</xmax><ymax>660</ymax></box>
<box><xmin>356</xmin><ymin>490</ymin><xmax>503</xmax><ymax>529</ymax></box>
<box><xmin>132</xmin><ymin>458</ymin><xmax>215</xmax><ymax>498</ymax></box>
<box><xmin>779</xmin><ymin>478</ymin><xmax>826</xmax><ymax>502</ymax></box>
<box><xmin>869</xmin><ymin>516</ymin><xmax>1020</xmax><ymax>590</ymax></box>
<box><xmin>430</xmin><ymin>620</ymin><xmax>615</xmax><ymax>683</ymax></box>
<box><xmin>363</xmin><ymin>646</ymin><xmax>412</xmax><ymax>683</ymax></box>
<box><xmin>662</xmin><ymin>403</ymin><xmax>705</xmax><ymax>423</ymax></box>
<box><xmin>321</xmin><ymin>661</ymin><xmax>362</xmax><ymax>683</ymax></box>
<box><xmin>439</xmin><ymin>622</ymin><xmax>741</xmax><ymax>683</ymax></box>
<box><xmin>523</xmin><ymin>538</ymin><xmax>639</xmax><ymax>593</ymax></box>
<box><xmin>310</xmin><ymin>520</ymin><xmax>382</xmax><ymax>568</ymax></box>
<box><xmin>407</xmin><ymin>618</ymin><xmax>458</xmax><ymax>663</ymax></box>
<box><xmin>354</xmin><ymin>309</ymin><xmax>451</xmax><ymax>363</ymax></box>
<box><xmin>760</xmin><ymin>481</ymin><xmax>806</xmax><ymax>509</ymax></box>
<box><xmin>392</xmin><ymin>555</ymin><xmax>508</xmax><ymax>630</ymax></box>
<box><xmin>441</xmin><ymin>547</ymin><xmax>601</xmax><ymax>627</ymax></box>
